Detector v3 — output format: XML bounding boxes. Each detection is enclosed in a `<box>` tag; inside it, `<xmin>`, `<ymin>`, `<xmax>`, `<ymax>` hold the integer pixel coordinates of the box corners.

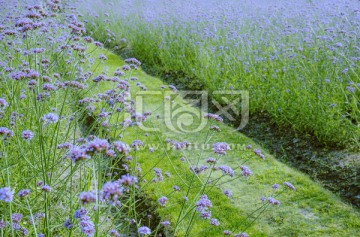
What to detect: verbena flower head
<box><xmin>0</xmin><ymin>187</ymin><xmax>14</xmax><ymax>202</ymax></box>
<box><xmin>284</xmin><ymin>181</ymin><xmax>296</xmax><ymax>191</ymax></box>
<box><xmin>78</xmin><ymin>191</ymin><xmax>97</xmax><ymax>205</ymax></box>
<box><xmin>268</xmin><ymin>197</ymin><xmax>281</xmax><ymax>205</ymax></box>
<box><xmin>158</xmin><ymin>196</ymin><xmax>168</xmax><ymax>206</ymax></box>
<box><xmin>218</xmin><ymin>165</ymin><xmax>235</xmax><ymax>177</ymax></box>
<box><xmin>69</xmin><ymin>146</ymin><xmax>90</xmax><ymax>164</ymax></box>
<box><xmin>196</xmin><ymin>195</ymin><xmax>212</xmax><ymax>212</ymax></box>
<box><xmin>113</xmin><ymin>141</ymin><xmax>129</xmax><ymax>154</ymax></box>
<box><xmin>210</xmin><ymin>218</ymin><xmax>220</xmax><ymax>226</ymax></box>
<box><xmin>213</xmin><ymin>142</ymin><xmax>230</xmax><ymax>155</ymax></box>
<box><xmin>204</xmin><ymin>113</ymin><xmax>223</xmax><ymax>122</ymax></box>
<box><xmin>18</xmin><ymin>189</ymin><xmax>31</xmax><ymax>198</ymax></box>
<box><xmin>138</xmin><ymin>226</ymin><xmax>151</xmax><ymax>236</ymax></box>
<box><xmin>0</xmin><ymin>98</ymin><xmax>8</xmax><ymax>109</ymax></box>
<box><xmin>101</xmin><ymin>181</ymin><xmax>123</xmax><ymax>202</ymax></box>
<box><xmin>240</xmin><ymin>165</ymin><xmax>253</xmax><ymax>177</ymax></box>
<box><xmin>42</xmin><ymin>112</ymin><xmax>59</xmax><ymax>124</ymax></box>
<box><xmin>21</xmin><ymin>130</ymin><xmax>34</xmax><ymax>141</ymax></box>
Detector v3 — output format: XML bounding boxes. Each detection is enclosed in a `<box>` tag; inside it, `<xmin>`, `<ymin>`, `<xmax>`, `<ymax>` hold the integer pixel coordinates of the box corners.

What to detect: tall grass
<box><xmin>82</xmin><ymin>0</ymin><xmax>360</xmax><ymax>149</ymax></box>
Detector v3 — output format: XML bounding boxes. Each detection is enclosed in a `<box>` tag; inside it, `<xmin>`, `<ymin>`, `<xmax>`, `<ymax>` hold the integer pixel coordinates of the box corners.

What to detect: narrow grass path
<box><xmin>90</xmin><ymin>46</ymin><xmax>360</xmax><ymax>236</ymax></box>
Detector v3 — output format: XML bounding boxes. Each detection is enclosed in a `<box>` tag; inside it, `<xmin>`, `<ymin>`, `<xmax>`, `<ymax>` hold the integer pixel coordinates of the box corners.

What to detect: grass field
<box><xmin>0</xmin><ymin>0</ymin><xmax>359</xmax><ymax>237</ymax></box>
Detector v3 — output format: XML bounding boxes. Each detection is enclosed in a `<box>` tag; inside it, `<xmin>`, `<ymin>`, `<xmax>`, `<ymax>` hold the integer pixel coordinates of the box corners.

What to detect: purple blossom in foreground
<box><xmin>0</xmin><ymin>187</ymin><xmax>14</xmax><ymax>202</ymax></box>
<box><xmin>213</xmin><ymin>142</ymin><xmax>230</xmax><ymax>155</ymax></box>
<box><xmin>22</xmin><ymin>130</ymin><xmax>34</xmax><ymax>141</ymax></box>
<box><xmin>158</xmin><ymin>196</ymin><xmax>168</xmax><ymax>206</ymax></box>
<box><xmin>138</xmin><ymin>226</ymin><xmax>151</xmax><ymax>236</ymax></box>
<box><xmin>79</xmin><ymin>216</ymin><xmax>95</xmax><ymax>236</ymax></box>
<box><xmin>284</xmin><ymin>181</ymin><xmax>296</xmax><ymax>191</ymax></box>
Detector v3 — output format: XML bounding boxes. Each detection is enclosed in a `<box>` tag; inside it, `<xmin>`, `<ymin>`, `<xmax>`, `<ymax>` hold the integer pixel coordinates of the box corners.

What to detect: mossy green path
<box><xmin>89</xmin><ymin>46</ymin><xmax>360</xmax><ymax>236</ymax></box>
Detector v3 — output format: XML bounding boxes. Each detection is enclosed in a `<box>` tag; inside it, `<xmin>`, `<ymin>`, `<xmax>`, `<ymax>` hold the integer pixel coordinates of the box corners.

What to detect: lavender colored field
<box><xmin>82</xmin><ymin>0</ymin><xmax>360</xmax><ymax>149</ymax></box>
<box><xmin>0</xmin><ymin>1</ymin><xmax>359</xmax><ymax>237</ymax></box>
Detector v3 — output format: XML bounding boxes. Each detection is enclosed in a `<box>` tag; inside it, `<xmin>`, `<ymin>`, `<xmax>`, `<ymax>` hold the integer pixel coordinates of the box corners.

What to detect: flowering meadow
<box><xmin>0</xmin><ymin>0</ymin><xmax>359</xmax><ymax>237</ymax></box>
<box><xmin>81</xmin><ymin>0</ymin><xmax>360</xmax><ymax>149</ymax></box>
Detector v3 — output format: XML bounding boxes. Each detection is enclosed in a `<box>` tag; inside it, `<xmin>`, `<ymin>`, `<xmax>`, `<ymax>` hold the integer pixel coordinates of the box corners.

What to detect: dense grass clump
<box><xmin>81</xmin><ymin>0</ymin><xmax>360</xmax><ymax>149</ymax></box>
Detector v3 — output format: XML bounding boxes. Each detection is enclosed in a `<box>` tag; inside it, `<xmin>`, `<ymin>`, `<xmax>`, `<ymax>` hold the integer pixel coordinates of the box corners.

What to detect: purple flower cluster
<box><xmin>213</xmin><ymin>142</ymin><xmax>230</xmax><ymax>155</ymax></box>
<box><xmin>0</xmin><ymin>187</ymin><xmax>14</xmax><ymax>202</ymax></box>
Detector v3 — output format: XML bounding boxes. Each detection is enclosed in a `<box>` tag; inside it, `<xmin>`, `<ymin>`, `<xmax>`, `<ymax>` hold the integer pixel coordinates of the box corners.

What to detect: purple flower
<box><xmin>204</xmin><ymin>113</ymin><xmax>223</xmax><ymax>122</ymax></box>
<box><xmin>272</xmin><ymin>184</ymin><xmax>280</xmax><ymax>189</ymax></box>
<box><xmin>0</xmin><ymin>127</ymin><xmax>14</xmax><ymax>139</ymax></box>
<box><xmin>41</xmin><ymin>185</ymin><xmax>52</xmax><ymax>192</ymax></box>
<box><xmin>158</xmin><ymin>196</ymin><xmax>168</xmax><ymax>206</ymax></box>
<box><xmin>173</xmin><ymin>186</ymin><xmax>180</xmax><ymax>191</ymax></box>
<box><xmin>234</xmin><ymin>233</ymin><xmax>249</xmax><ymax>237</ymax></box>
<box><xmin>218</xmin><ymin>165</ymin><xmax>234</xmax><ymax>177</ymax></box>
<box><xmin>138</xmin><ymin>226</ymin><xmax>151</xmax><ymax>236</ymax></box>
<box><xmin>196</xmin><ymin>195</ymin><xmax>212</xmax><ymax>212</ymax></box>
<box><xmin>74</xmin><ymin>207</ymin><xmax>88</xmax><ymax>219</ymax></box>
<box><xmin>12</xmin><ymin>213</ymin><xmax>23</xmax><ymax>222</ymax></box>
<box><xmin>78</xmin><ymin>191</ymin><xmax>97</xmax><ymax>205</ymax></box>
<box><xmin>284</xmin><ymin>181</ymin><xmax>296</xmax><ymax>191</ymax></box>
<box><xmin>101</xmin><ymin>181</ymin><xmax>123</xmax><ymax>202</ymax></box>
<box><xmin>213</xmin><ymin>142</ymin><xmax>230</xmax><ymax>155</ymax></box>
<box><xmin>223</xmin><ymin>189</ymin><xmax>232</xmax><ymax>198</ymax></box>
<box><xmin>79</xmin><ymin>217</ymin><xmax>95</xmax><ymax>236</ymax></box>
<box><xmin>64</xmin><ymin>218</ymin><xmax>73</xmax><ymax>229</ymax></box>
<box><xmin>240</xmin><ymin>165</ymin><xmax>252</xmax><ymax>177</ymax></box>
<box><xmin>0</xmin><ymin>98</ymin><xmax>8</xmax><ymax>108</ymax></box>
<box><xmin>253</xmin><ymin>149</ymin><xmax>266</xmax><ymax>160</ymax></box>
<box><xmin>160</xmin><ymin>221</ymin><xmax>170</xmax><ymax>226</ymax></box>
<box><xmin>268</xmin><ymin>197</ymin><xmax>281</xmax><ymax>205</ymax></box>
<box><xmin>118</xmin><ymin>174</ymin><xmax>138</xmax><ymax>186</ymax></box>
<box><xmin>206</xmin><ymin>158</ymin><xmax>217</xmax><ymax>164</ymax></box>
<box><xmin>22</xmin><ymin>130</ymin><xmax>34</xmax><ymax>141</ymax></box>
<box><xmin>18</xmin><ymin>189</ymin><xmax>31</xmax><ymax>198</ymax></box>
<box><xmin>0</xmin><ymin>187</ymin><xmax>14</xmax><ymax>202</ymax></box>
<box><xmin>69</xmin><ymin>146</ymin><xmax>90</xmax><ymax>164</ymax></box>
<box><xmin>86</xmin><ymin>137</ymin><xmax>110</xmax><ymax>153</ymax></box>
<box><xmin>42</xmin><ymin>113</ymin><xmax>59</xmax><ymax>124</ymax></box>
<box><xmin>113</xmin><ymin>141</ymin><xmax>129</xmax><ymax>154</ymax></box>
<box><xmin>210</xmin><ymin>218</ymin><xmax>220</xmax><ymax>226</ymax></box>
<box><xmin>109</xmin><ymin>229</ymin><xmax>121</xmax><ymax>236</ymax></box>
